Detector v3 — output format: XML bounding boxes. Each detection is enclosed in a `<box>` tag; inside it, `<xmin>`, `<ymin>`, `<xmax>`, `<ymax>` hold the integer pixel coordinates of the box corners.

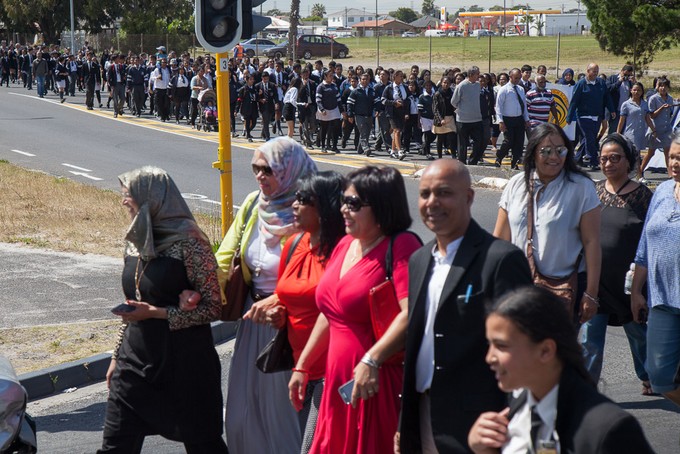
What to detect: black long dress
<box><xmin>107</xmin><ymin>252</ymin><xmax>223</xmax><ymax>443</ymax></box>
<box><xmin>597</xmin><ymin>181</ymin><xmax>653</xmax><ymax>325</ymax></box>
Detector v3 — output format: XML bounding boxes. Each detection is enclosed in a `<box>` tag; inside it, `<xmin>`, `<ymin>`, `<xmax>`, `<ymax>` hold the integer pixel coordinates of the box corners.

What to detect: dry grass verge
<box><xmin>0</xmin><ymin>161</ymin><xmax>223</xmax><ymax>374</ymax></box>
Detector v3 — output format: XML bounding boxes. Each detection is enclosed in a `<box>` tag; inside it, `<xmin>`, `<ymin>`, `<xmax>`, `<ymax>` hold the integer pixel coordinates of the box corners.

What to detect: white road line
<box><xmin>62</xmin><ymin>163</ymin><xmax>93</xmax><ymax>172</ymax></box>
<box><xmin>10</xmin><ymin>149</ymin><xmax>36</xmax><ymax>157</ymax></box>
<box><xmin>68</xmin><ymin>171</ymin><xmax>103</xmax><ymax>181</ymax></box>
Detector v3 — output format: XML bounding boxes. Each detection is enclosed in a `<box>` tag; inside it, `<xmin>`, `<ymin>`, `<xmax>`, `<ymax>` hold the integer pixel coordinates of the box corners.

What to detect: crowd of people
<box><xmin>3</xmin><ymin>38</ymin><xmax>679</xmax><ymax>177</ymax></box>
<box><xmin>4</xmin><ymin>39</ymin><xmax>679</xmax><ymax>452</ymax></box>
<box><xmin>101</xmin><ymin>128</ymin><xmax>680</xmax><ymax>453</ymax></box>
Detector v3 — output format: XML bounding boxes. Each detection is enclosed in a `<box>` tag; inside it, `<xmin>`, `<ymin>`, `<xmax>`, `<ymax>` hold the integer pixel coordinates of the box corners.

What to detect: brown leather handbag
<box><xmin>221</xmin><ymin>194</ymin><xmax>259</xmax><ymax>321</ymax></box>
<box><xmin>526</xmin><ymin>181</ymin><xmax>581</xmax><ymax>320</ymax></box>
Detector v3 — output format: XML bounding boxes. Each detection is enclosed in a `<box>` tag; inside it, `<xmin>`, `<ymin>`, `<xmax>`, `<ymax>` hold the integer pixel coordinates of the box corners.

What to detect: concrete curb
<box><xmin>19</xmin><ymin>321</ymin><xmax>238</xmax><ymax>401</ymax></box>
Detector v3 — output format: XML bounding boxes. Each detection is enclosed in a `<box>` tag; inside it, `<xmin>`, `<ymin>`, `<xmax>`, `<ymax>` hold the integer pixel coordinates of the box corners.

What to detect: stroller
<box><xmin>197</xmin><ymin>88</ymin><xmax>218</xmax><ymax>132</ymax></box>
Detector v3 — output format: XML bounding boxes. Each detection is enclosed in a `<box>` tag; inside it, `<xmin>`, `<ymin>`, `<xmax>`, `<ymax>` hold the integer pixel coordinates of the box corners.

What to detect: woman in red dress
<box><xmin>292</xmin><ymin>166</ymin><xmax>421</xmax><ymax>454</ymax></box>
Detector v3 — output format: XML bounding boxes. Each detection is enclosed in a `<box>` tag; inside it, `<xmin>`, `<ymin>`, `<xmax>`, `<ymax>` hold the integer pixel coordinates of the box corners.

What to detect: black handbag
<box><xmin>255</xmin><ymin>233</ymin><xmax>304</xmax><ymax>374</ymax></box>
<box><xmin>256</xmin><ymin>326</ymin><xmax>295</xmax><ymax>373</ymax></box>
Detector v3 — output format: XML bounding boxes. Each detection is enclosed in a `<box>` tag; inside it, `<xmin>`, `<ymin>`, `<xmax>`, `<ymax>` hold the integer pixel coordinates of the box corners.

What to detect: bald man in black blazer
<box><xmin>398</xmin><ymin>159</ymin><xmax>532</xmax><ymax>454</ymax></box>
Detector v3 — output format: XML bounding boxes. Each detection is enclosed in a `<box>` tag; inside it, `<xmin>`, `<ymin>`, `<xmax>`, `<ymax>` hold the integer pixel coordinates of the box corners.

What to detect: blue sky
<box><xmin>266</xmin><ymin>1</ymin><xmax>585</xmax><ymax>16</ymax></box>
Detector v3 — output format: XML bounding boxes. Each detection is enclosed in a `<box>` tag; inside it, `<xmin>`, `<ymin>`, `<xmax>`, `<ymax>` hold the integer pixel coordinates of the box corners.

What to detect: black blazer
<box><xmin>382</xmin><ymin>84</ymin><xmax>410</xmax><ymax>119</ymax></box>
<box><xmin>255</xmin><ymin>81</ymin><xmax>278</xmax><ymax>113</ymax></box>
<box><xmin>400</xmin><ymin>220</ymin><xmax>532</xmax><ymax>454</ymax></box>
<box><xmin>508</xmin><ymin>367</ymin><xmax>654</xmax><ymax>454</ymax></box>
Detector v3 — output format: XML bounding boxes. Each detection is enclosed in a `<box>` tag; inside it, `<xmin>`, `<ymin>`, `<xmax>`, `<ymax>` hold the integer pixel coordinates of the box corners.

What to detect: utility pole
<box><xmin>576</xmin><ymin>0</ymin><xmax>581</xmax><ymax>35</ymax></box>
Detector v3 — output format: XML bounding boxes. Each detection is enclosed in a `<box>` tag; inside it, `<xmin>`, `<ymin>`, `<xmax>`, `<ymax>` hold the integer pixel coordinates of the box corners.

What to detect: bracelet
<box><xmin>292</xmin><ymin>368</ymin><xmax>309</xmax><ymax>375</ymax></box>
<box><xmin>360</xmin><ymin>352</ymin><xmax>380</xmax><ymax>369</ymax></box>
<box><xmin>583</xmin><ymin>291</ymin><xmax>600</xmax><ymax>306</ymax></box>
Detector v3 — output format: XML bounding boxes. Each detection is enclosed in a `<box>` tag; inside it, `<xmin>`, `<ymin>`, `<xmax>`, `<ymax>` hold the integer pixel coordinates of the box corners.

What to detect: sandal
<box><xmin>642</xmin><ymin>381</ymin><xmax>660</xmax><ymax>396</ymax></box>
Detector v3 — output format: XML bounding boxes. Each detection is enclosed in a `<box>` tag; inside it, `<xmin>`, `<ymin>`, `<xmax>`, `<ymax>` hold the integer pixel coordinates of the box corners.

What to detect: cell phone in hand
<box><xmin>111</xmin><ymin>303</ymin><xmax>136</xmax><ymax>315</ymax></box>
<box><xmin>338</xmin><ymin>379</ymin><xmax>355</xmax><ymax>405</ymax></box>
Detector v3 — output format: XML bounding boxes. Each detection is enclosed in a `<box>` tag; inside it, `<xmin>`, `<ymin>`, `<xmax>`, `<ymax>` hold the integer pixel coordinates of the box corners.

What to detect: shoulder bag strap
<box><xmin>385</xmin><ymin>231</ymin><xmax>423</xmax><ymax>281</ymax></box>
<box><xmin>234</xmin><ymin>192</ymin><xmax>260</xmax><ymax>257</ymax></box>
<box><xmin>285</xmin><ymin>232</ymin><xmax>305</xmax><ymax>266</ymax></box>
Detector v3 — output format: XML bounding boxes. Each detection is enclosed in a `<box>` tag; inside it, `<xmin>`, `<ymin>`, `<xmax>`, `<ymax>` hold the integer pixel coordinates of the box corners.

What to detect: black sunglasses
<box><xmin>294</xmin><ymin>191</ymin><xmax>315</xmax><ymax>206</ymax></box>
<box><xmin>599</xmin><ymin>154</ymin><xmax>623</xmax><ymax>164</ymax></box>
<box><xmin>252</xmin><ymin>164</ymin><xmax>273</xmax><ymax>176</ymax></box>
<box><xmin>341</xmin><ymin>194</ymin><xmax>369</xmax><ymax>212</ymax></box>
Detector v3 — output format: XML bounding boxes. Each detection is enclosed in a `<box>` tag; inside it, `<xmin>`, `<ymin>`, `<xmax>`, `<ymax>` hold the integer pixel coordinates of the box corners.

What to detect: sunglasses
<box><xmin>538</xmin><ymin>146</ymin><xmax>568</xmax><ymax>158</ymax></box>
<box><xmin>251</xmin><ymin>164</ymin><xmax>273</xmax><ymax>176</ymax></box>
<box><xmin>341</xmin><ymin>195</ymin><xmax>370</xmax><ymax>212</ymax></box>
<box><xmin>599</xmin><ymin>154</ymin><xmax>623</xmax><ymax>164</ymax></box>
<box><xmin>294</xmin><ymin>191</ymin><xmax>315</xmax><ymax>206</ymax></box>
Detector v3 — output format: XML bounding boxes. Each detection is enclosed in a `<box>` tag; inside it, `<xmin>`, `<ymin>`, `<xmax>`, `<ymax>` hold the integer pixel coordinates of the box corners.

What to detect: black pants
<box><xmin>261</xmin><ymin>108</ymin><xmax>273</xmax><ymax>139</ymax></box>
<box><xmin>421</xmin><ymin>130</ymin><xmax>435</xmax><ymax>155</ymax></box>
<box><xmin>436</xmin><ymin>131</ymin><xmax>456</xmax><ymax>158</ymax></box>
<box><xmin>190</xmin><ymin>98</ymin><xmax>199</xmax><ymax>125</ymax></box>
<box><xmin>130</xmin><ymin>85</ymin><xmax>144</xmax><ymax>115</ymax></box>
<box><xmin>341</xmin><ymin>118</ymin><xmax>358</xmax><ymax>149</ymax></box>
<box><xmin>85</xmin><ymin>83</ymin><xmax>95</xmax><ymax>108</ymax></box>
<box><xmin>496</xmin><ymin>115</ymin><xmax>526</xmax><ymax>166</ymax></box>
<box><xmin>230</xmin><ymin>102</ymin><xmax>237</xmax><ymax>132</ymax></box>
<box><xmin>403</xmin><ymin>115</ymin><xmax>422</xmax><ymax>152</ymax></box>
<box><xmin>155</xmin><ymin>89</ymin><xmax>169</xmax><ymax>120</ymax></box>
<box><xmin>320</xmin><ymin>119</ymin><xmax>340</xmax><ymax>149</ymax></box>
<box><xmin>457</xmin><ymin>120</ymin><xmax>485</xmax><ymax>164</ymax></box>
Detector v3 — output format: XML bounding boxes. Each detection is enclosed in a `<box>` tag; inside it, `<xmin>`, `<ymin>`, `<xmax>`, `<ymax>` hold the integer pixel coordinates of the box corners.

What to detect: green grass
<box><xmin>334</xmin><ymin>35</ymin><xmax>680</xmax><ymax>77</ymax></box>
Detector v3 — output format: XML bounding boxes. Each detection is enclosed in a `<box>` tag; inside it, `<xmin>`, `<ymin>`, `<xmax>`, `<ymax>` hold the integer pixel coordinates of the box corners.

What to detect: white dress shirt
<box><xmin>496</xmin><ymin>82</ymin><xmax>530</xmax><ymax>122</ymax></box>
<box><xmin>503</xmin><ymin>385</ymin><xmax>560</xmax><ymax>453</ymax></box>
<box><xmin>415</xmin><ymin>237</ymin><xmax>463</xmax><ymax>392</ymax></box>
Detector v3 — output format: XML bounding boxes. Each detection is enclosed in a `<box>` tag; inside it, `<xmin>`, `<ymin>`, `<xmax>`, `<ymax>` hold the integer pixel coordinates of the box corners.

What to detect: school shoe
<box><xmin>398</xmin><ymin>151</ymin><xmax>406</xmax><ymax>161</ymax></box>
<box><xmin>494</xmin><ymin>159</ymin><xmax>502</xmax><ymax>168</ymax></box>
<box><xmin>389</xmin><ymin>151</ymin><xmax>398</xmax><ymax>159</ymax></box>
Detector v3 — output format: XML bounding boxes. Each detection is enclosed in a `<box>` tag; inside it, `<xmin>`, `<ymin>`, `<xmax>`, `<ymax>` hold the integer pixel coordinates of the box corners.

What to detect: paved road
<box><xmin>2</xmin><ymin>88</ymin><xmax>678</xmax><ymax>453</ymax></box>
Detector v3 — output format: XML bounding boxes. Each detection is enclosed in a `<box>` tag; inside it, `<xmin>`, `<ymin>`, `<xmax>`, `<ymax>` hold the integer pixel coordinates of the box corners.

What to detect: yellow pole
<box><xmin>212</xmin><ymin>52</ymin><xmax>234</xmax><ymax>237</ymax></box>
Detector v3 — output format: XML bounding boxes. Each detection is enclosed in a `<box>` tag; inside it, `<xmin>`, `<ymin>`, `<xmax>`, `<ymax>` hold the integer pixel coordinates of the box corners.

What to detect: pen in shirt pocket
<box><xmin>464</xmin><ymin>284</ymin><xmax>473</xmax><ymax>304</ymax></box>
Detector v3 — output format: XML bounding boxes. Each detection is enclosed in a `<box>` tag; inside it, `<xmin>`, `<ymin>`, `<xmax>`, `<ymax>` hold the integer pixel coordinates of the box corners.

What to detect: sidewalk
<box><xmin>0</xmin><ymin>242</ymin><xmax>237</xmax><ymax>400</ymax></box>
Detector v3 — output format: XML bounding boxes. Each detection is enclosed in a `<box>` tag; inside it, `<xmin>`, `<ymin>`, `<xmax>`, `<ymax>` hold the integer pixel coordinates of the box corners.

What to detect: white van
<box><xmin>424</xmin><ymin>30</ymin><xmax>446</xmax><ymax>37</ymax></box>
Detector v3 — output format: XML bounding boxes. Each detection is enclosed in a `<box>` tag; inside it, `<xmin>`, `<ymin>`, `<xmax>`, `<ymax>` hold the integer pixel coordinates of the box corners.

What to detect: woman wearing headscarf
<box><xmin>99</xmin><ymin>167</ymin><xmax>227</xmax><ymax>453</ymax></box>
<box><xmin>557</xmin><ymin>68</ymin><xmax>575</xmax><ymax>86</ymax></box>
<box><xmin>216</xmin><ymin>137</ymin><xmax>317</xmax><ymax>454</ymax></box>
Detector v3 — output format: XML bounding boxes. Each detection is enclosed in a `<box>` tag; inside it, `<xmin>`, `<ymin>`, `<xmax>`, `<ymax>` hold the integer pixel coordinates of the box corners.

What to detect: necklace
<box><xmin>134</xmin><ymin>257</ymin><xmax>151</xmax><ymax>301</ymax></box>
<box><xmin>350</xmin><ymin>235</ymin><xmax>385</xmax><ymax>263</ymax></box>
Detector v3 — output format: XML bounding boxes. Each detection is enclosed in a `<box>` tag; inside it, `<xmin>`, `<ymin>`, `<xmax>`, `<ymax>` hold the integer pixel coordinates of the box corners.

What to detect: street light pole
<box><xmin>69</xmin><ymin>0</ymin><xmax>75</xmax><ymax>50</ymax></box>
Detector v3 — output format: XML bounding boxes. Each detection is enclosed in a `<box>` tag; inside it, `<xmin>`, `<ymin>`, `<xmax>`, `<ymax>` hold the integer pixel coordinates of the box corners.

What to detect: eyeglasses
<box><xmin>599</xmin><ymin>154</ymin><xmax>623</xmax><ymax>164</ymax></box>
<box><xmin>538</xmin><ymin>146</ymin><xmax>568</xmax><ymax>158</ymax></box>
<box><xmin>251</xmin><ymin>164</ymin><xmax>273</xmax><ymax>176</ymax></box>
<box><xmin>294</xmin><ymin>191</ymin><xmax>315</xmax><ymax>206</ymax></box>
<box><xmin>341</xmin><ymin>195</ymin><xmax>370</xmax><ymax>212</ymax></box>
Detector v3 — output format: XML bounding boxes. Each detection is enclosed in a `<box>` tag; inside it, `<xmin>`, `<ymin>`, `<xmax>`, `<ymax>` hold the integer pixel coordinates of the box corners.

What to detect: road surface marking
<box><xmin>62</xmin><ymin>163</ymin><xmax>92</xmax><ymax>172</ymax></box>
<box><xmin>11</xmin><ymin>149</ymin><xmax>36</xmax><ymax>156</ymax></box>
<box><xmin>68</xmin><ymin>171</ymin><xmax>103</xmax><ymax>181</ymax></box>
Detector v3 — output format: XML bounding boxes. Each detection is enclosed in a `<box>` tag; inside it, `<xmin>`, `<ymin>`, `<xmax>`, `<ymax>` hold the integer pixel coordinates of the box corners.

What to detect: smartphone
<box><xmin>111</xmin><ymin>303</ymin><xmax>136</xmax><ymax>315</ymax></box>
<box><xmin>338</xmin><ymin>379</ymin><xmax>355</xmax><ymax>405</ymax></box>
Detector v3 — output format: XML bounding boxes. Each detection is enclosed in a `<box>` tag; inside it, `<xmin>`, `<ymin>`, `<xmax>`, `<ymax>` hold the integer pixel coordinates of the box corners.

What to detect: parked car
<box><xmin>265</xmin><ymin>34</ymin><xmax>349</xmax><ymax>60</ymax></box>
<box><xmin>447</xmin><ymin>31</ymin><xmax>462</xmax><ymax>37</ymax></box>
<box><xmin>266</xmin><ymin>33</ymin><xmax>282</xmax><ymax>40</ymax></box>
<box><xmin>423</xmin><ymin>30</ymin><xmax>446</xmax><ymax>37</ymax></box>
<box><xmin>401</xmin><ymin>31</ymin><xmax>419</xmax><ymax>38</ymax></box>
<box><xmin>240</xmin><ymin>38</ymin><xmax>278</xmax><ymax>58</ymax></box>
<box><xmin>472</xmin><ymin>29</ymin><xmax>496</xmax><ymax>37</ymax></box>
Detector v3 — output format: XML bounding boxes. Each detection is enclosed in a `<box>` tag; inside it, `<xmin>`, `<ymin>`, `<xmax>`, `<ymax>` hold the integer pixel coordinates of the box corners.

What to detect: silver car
<box><xmin>240</xmin><ymin>38</ymin><xmax>278</xmax><ymax>58</ymax></box>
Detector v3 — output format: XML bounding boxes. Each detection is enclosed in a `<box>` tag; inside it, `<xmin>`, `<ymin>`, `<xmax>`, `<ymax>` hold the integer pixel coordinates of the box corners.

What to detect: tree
<box><xmin>288</xmin><ymin>0</ymin><xmax>299</xmax><ymax>59</ymax></box>
<box><xmin>118</xmin><ymin>0</ymin><xmax>193</xmax><ymax>34</ymax></box>
<box><xmin>583</xmin><ymin>0</ymin><xmax>680</xmax><ymax>72</ymax></box>
<box><xmin>1</xmin><ymin>0</ymin><xmax>122</xmax><ymax>44</ymax></box>
<box><xmin>310</xmin><ymin>3</ymin><xmax>326</xmax><ymax>18</ymax></box>
<box><xmin>533</xmin><ymin>15</ymin><xmax>545</xmax><ymax>37</ymax></box>
<box><xmin>468</xmin><ymin>5</ymin><xmax>484</xmax><ymax>12</ymax></box>
<box><xmin>266</xmin><ymin>8</ymin><xmax>283</xmax><ymax>16</ymax></box>
<box><xmin>421</xmin><ymin>0</ymin><xmax>436</xmax><ymax>16</ymax></box>
<box><xmin>489</xmin><ymin>5</ymin><xmax>506</xmax><ymax>11</ymax></box>
<box><xmin>390</xmin><ymin>7</ymin><xmax>419</xmax><ymax>24</ymax></box>
<box><xmin>518</xmin><ymin>13</ymin><xmax>534</xmax><ymax>36</ymax></box>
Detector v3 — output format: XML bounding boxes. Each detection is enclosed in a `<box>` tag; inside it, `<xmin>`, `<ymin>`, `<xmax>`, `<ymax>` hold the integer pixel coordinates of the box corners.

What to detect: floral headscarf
<box><xmin>119</xmin><ymin>166</ymin><xmax>208</xmax><ymax>260</ymax></box>
<box><xmin>254</xmin><ymin>137</ymin><xmax>317</xmax><ymax>243</ymax></box>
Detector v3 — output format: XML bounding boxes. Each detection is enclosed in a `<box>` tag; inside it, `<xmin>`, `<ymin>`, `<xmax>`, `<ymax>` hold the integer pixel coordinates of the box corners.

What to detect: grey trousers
<box><xmin>355</xmin><ymin>115</ymin><xmax>373</xmax><ymax>154</ymax></box>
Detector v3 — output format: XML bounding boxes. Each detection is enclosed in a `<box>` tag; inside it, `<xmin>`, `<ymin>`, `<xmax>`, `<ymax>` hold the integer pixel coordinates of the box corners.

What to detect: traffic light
<box><xmin>195</xmin><ymin>0</ymin><xmax>243</xmax><ymax>53</ymax></box>
<box><xmin>241</xmin><ymin>0</ymin><xmax>272</xmax><ymax>39</ymax></box>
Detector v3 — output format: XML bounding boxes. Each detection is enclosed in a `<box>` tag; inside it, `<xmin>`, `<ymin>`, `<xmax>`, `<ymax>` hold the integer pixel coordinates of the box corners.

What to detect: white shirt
<box><xmin>503</xmin><ymin>386</ymin><xmax>561</xmax><ymax>454</ymax></box>
<box><xmin>496</xmin><ymin>82</ymin><xmax>530</xmax><ymax>122</ymax></box>
<box><xmin>151</xmin><ymin>67</ymin><xmax>170</xmax><ymax>89</ymax></box>
<box><xmin>415</xmin><ymin>238</ymin><xmax>463</xmax><ymax>392</ymax></box>
<box><xmin>243</xmin><ymin>219</ymin><xmax>282</xmax><ymax>294</ymax></box>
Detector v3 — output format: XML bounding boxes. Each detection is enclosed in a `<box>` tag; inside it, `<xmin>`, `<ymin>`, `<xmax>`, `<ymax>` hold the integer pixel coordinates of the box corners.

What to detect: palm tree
<box><xmin>533</xmin><ymin>14</ymin><xmax>545</xmax><ymax>37</ymax></box>
<box><xmin>288</xmin><ymin>0</ymin><xmax>300</xmax><ymax>59</ymax></box>
<box><xmin>519</xmin><ymin>13</ymin><xmax>534</xmax><ymax>37</ymax></box>
<box><xmin>310</xmin><ymin>3</ymin><xmax>326</xmax><ymax>19</ymax></box>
